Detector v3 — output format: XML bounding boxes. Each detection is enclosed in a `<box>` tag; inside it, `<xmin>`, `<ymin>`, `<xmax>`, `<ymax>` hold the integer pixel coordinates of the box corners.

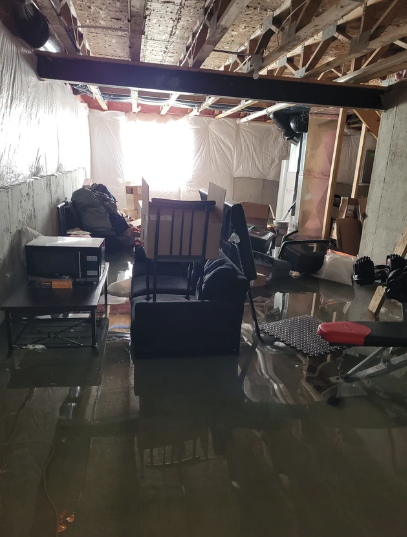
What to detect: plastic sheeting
<box><xmin>89</xmin><ymin>109</ymin><xmax>126</xmax><ymax>207</ymax></box>
<box><xmin>88</xmin><ymin>110</ymin><xmax>290</xmax><ymax>203</ymax></box>
<box><xmin>338</xmin><ymin>131</ymin><xmax>376</xmax><ymax>184</ymax></box>
<box><xmin>0</xmin><ymin>23</ymin><xmax>90</xmax><ymax>187</ymax></box>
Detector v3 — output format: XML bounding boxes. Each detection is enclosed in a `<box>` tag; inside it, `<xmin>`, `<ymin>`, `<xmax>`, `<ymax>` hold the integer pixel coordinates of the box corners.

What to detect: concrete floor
<box><xmin>1</xmin><ymin>253</ymin><xmax>407</xmax><ymax>536</ymax></box>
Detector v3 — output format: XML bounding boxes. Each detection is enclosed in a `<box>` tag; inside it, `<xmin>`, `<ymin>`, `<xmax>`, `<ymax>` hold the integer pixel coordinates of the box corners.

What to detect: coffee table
<box><xmin>1</xmin><ymin>263</ymin><xmax>109</xmax><ymax>355</ymax></box>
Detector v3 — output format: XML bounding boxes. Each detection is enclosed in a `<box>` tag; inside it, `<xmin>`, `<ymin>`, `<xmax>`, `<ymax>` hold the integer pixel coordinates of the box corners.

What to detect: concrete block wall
<box><xmin>0</xmin><ymin>169</ymin><xmax>86</xmax><ymax>317</ymax></box>
<box><xmin>359</xmin><ymin>84</ymin><xmax>407</xmax><ymax>262</ymax></box>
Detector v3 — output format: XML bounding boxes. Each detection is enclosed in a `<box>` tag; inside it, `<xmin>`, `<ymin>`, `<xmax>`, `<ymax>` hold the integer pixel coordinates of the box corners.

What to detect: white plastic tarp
<box><xmin>88</xmin><ymin>109</ymin><xmax>126</xmax><ymax>207</ymax></box>
<box><xmin>89</xmin><ymin>110</ymin><xmax>290</xmax><ymax>204</ymax></box>
<box><xmin>0</xmin><ymin>23</ymin><xmax>90</xmax><ymax>187</ymax></box>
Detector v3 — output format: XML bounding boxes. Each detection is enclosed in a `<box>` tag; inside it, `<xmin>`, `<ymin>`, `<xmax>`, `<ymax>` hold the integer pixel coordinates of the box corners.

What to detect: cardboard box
<box><xmin>337</xmin><ymin>197</ymin><xmax>359</xmax><ymax>219</ymax></box>
<box><xmin>241</xmin><ymin>202</ymin><xmax>270</xmax><ymax>229</ymax></box>
<box><xmin>336</xmin><ymin>218</ymin><xmax>362</xmax><ymax>256</ymax></box>
<box><xmin>142</xmin><ymin>179</ymin><xmax>225</xmax><ymax>260</ymax></box>
<box><xmin>331</xmin><ymin>197</ymin><xmax>360</xmax><ymax>240</ymax></box>
<box><xmin>125</xmin><ymin>185</ymin><xmax>142</xmax><ymax>211</ymax></box>
<box><xmin>124</xmin><ymin>200</ymin><xmax>142</xmax><ymax>220</ymax></box>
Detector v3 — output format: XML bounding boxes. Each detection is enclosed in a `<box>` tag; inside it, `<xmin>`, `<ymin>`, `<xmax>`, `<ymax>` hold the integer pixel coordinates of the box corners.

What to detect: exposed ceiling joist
<box><xmin>34</xmin><ymin>0</ymin><xmax>76</xmax><ymax>53</ymax></box>
<box><xmin>215</xmin><ymin>99</ymin><xmax>258</xmax><ymax>119</ymax></box>
<box><xmin>303</xmin><ymin>24</ymin><xmax>407</xmax><ymax>78</ymax></box>
<box><xmin>221</xmin><ymin>0</ymin><xmax>384</xmax><ymax>74</ymax></box>
<box><xmin>34</xmin><ymin>0</ymin><xmax>108</xmax><ymax>110</ymax></box>
<box><xmin>160</xmin><ymin>92</ymin><xmax>181</xmax><ymax>115</ymax></box>
<box><xmin>353</xmin><ymin>109</ymin><xmax>380</xmax><ymax>138</ymax></box>
<box><xmin>89</xmin><ymin>84</ymin><xmax>108</xmax><ymax>111</ymax></box>
<box><xmin>221</xmin><ymin>0</ymin><xmax>295</xmax><ymax>72</ymax></box>
<box><xmin>190</xmin><ymin>96</ymin><xmax>220</xmax><ymax>115</ymax></box>
<box><xmin>131</xmin><ymin>89</ymin><xmax>140</xmax><ymax>112</ymax></box>
<box><xmin>179</xmin><ymin>0</ymin><xmax>252</xmax><ymax>68</ymax></box>
<box><xmin>129</xmin><ymin>0</ymin><xmax>147</xmax><ymax>61</ymax></box>
<box><xmin>258</xmin><ymin>0</ymin><xmax>366</xmax><ymax>75</ymax></box>
<box><xmin>369</xmin><ymin>0</ymin><xmax>400</xmax><ymax>41</ymax></box>
<box><xmin>237</xmin><ymin>102</ymin><xmax>292</xmax><ymax>124</ymax></box>
<box><xmin>35</xmin><ymin>52</ymin><xmax>386</xmax><ymax>110</ymax></box>
<box><xmin>336</xmin><ymin>48</ymin><xmax>407</xmax><ymax>83</ymax></box>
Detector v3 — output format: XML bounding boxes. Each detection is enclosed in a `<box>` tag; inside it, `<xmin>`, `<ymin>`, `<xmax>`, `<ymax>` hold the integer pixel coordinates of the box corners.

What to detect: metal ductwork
<box><xmin>270</xmin><ymin>106</ymin><xmax>310</xmax><ymax>145</ymax></box>
<box><xmin>13</xmin><ymin>1</ymin><xmax>50</xmax><ymax>48</ymax></box>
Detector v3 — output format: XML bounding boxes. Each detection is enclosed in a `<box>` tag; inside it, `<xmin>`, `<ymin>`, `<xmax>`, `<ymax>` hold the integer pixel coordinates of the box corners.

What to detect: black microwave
<box><xmin>25</xmin><ymin>236</ymin><xmax>105</xmax><ymax>283</ymax></box>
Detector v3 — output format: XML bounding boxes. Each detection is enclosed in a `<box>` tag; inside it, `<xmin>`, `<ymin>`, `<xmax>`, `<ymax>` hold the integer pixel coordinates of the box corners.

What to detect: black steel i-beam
<box><xmin>35</xmin><ymin>52</ymin><xmax>386</xmax><ymax>110</ymax></box>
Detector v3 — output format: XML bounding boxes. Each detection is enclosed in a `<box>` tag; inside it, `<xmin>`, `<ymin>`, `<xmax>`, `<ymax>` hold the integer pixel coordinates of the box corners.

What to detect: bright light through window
<box><xmin>123</xmin><ymin>115</ymin><xmax>194</xmax><ymax>200</ymax></box>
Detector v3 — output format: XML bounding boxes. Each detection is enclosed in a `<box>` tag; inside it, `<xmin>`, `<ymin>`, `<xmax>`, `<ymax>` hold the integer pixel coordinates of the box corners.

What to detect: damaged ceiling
<box><xmin>3</xmin><ymin>0</ymin><xmax>407</xmax><ymax>119</ymax></box>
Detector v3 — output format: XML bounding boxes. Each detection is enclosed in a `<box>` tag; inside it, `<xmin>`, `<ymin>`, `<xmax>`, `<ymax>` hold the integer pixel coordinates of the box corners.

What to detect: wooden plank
<box><xmin>337</xmin><ymin>48</ymin><xmax>407</xmax><ymax>84</ymax></box>
<box><xmin>370</xmin><ymin>0</ymin><xmax>400</xmax><ymax>41</ymax></box>
<box><xmin>131</xmin><ymin>89</ymin><xmax>140</xmax><ymax>113</ymax></box>
<box><xmin>303</xmin><ymin>24</ymin><xmax>407</xmax><ymax>78</ymax></box>
<box><xmin>181</xmin><ymin>0</ymin><xmax>252</xmax><ymax>68</ymax></box>
<box><xmin>237</xmin><ymin>102</ymin><xmax>292</xmax><ymax>124</ymax></box>
<box><xmin>194</xmin><ymin>96</ymin><xmax>220</xmax><ymax>114</ymax></box>
<box><xmin>368</xmin><ymin>227</ymin><xmax>407</xmax><ymax>315</ymax></box>
<box><xmin>220</xmin><ymin>0</ymin><xmax>293</xmax><ymax>70</ymax></box>
<box><xmin>322</xmin><ymin>108</ymin><xmax>348</xmax><ymax>239</ymax></box>
<box><xmin>335</xmin><ymin>28</ymin><xmax>353</xmax><ymax>45</ymax></box>
<box><xmin>353</xmin><ymin>109</ymin><xmax>380</xmax><ymax>138</ymax></box>
<box><xmin>160</xmin><ymin>92</ymin><xmax>180</xmax><ymax>115</ymax></box>
<box><xmin>129</xmin><ymin>0</ymin><xmax>147</xmax><ymax>61</ymax></box>
<box><xmin>215</xmin><ymin>99</ymin><xmax>258</xmax><ymax>119</ymax></box>
<box><xmin>296</xmin><ymin>0</ymin><xmax>324</xmax><ymax>31</ymax></box>
<box><xmin>351</xmin><ymin>123</ymin><xmax>367</xmax><ymax>198</ymax></box>
<box><xmin>305</xmin><ymin>36</ymin><xmax>334</xmax><ymax>71</ymax></box>
<box><xmin>362</xmin><ymin>44</ymin><xmax>391</xmax><ymax>68</ymax></box>
<box><xmin>259</xmin><ymin>0</ymin><xmax>364</xmax><ymax>74</ymax></box>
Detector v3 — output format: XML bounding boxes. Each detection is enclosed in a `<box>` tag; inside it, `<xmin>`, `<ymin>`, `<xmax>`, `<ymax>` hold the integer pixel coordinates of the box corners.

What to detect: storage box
<box><xmin>142</xmin><ymin>179</ymin><xmax>225</xmax><ymax>260</ymax></box>
<box><xmin>125</xmin><ymin>185</ymin><xmax>142</xmax><ymax>211</ymax></box>
<box><xmin>241</xmin><ymin>202</ymin><xmax>270</xmax><ymax>229</ymax></box>
<box><xmin>331</xmin><ymin>197</ymin><xmax>361</xmax><ymax>241</ymax></box>
<box><xmin>336</xmin><ymin>218</ymin><xmax>362</xmax><ymax>256</ymax></box>
<box><xmin>124</xmin><ymin>200</ymin><xmax>142</xmax><ymax>220</ymax></box>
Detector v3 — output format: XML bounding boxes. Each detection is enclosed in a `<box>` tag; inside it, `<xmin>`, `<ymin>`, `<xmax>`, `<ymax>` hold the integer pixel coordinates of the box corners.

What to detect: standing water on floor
<box><xmin>1</xmin><ymin>252</ymin><xmax>407</xmax><ymax>537</ymax></box>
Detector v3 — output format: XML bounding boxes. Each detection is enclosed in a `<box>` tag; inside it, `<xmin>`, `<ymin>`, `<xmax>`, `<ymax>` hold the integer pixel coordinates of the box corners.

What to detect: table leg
<box><xmin>5</xmin><ymin>312</ymin><xmax>13</xmax><ymax>357</ymax></box>
<box><xmin>91</xmin><ymin>309</ymin><xmax>97</xmax><ymax>347</ymax></box>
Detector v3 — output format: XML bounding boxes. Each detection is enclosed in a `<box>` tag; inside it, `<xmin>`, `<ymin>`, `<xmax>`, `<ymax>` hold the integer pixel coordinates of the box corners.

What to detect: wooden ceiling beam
<box><xmin>179</xmin><ymin>0</ymin><xmax>252</xmax><ymax>68</ymax></box>
<box><xmin>353</xmin><ymin>109</ymin><xmax>380</xmax><ymax>138</ymax></box>
<box><xmin>258</xmin><ymin>0</ymin><xmax>365</xmax><ymax>75</ymax></box>
<box><xmin>129</xmin><ymin>0</ymin><xmax>147</xmax><ymax>61</ymax></box>
<box><xmin>160</xmin><ymin>92</ymin><xmax>181</xmax><ymax>115</ymax></box>
<box><xmin>237</xmin><ymin>102</ymin><xmax>293</xmax><ymax>124</ymax></box>
<box><xmin>336</xmin><ymin>48</ymin><xmax>407</xmax><ymax>84</ymax></box>
<box><xmin>370</xmin><ymin>0</ymin><xmax>400</xmax><ymax>41</ymax></box>
<box><xmin>215</xmin><ymin>99</ymin><xmax>258</xmax><ymax>119</ymax></box>
<box><xmin>303</xmin><ymin>24</ymin><xmax>407</xmax><ymax>78</ymax></box>
<box><xmin>295</xmin><ymin>0</ymin><xmax>323</xmax><ymax>32</ymax></box>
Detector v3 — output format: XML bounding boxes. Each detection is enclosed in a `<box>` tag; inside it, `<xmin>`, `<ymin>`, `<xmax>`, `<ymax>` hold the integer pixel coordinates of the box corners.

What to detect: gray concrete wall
<box><xmin>0</xmin><ymin>169</ymin><xmax>86</xmax><ymax>319</ymax></box>
<box><xmin>359</xmin><ymin>83</ymin><xmax>407</xmax><ymax>263</ymax></box>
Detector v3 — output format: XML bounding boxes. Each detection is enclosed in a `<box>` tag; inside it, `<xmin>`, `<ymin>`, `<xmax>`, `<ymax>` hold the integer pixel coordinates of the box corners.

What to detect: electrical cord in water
<box><xmin>1</xmin><ymin>385</ymin><xmax>61</xmax><ymax>536</ymax></box>
<box><xmin>0</xmin><ymin>440</ymin><xmax>59</xmax><ymax>536</ymax></box>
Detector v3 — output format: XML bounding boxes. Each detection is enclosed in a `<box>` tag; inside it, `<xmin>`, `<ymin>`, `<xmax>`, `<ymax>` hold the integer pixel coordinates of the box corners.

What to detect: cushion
<box><xmin>200</xmin><ymin>255</ymin><xmax>249</xmax><ymax>302</ymax></box>
<box><xmin>72</xmin><ymin>187</ymin><xmax>112</xmax><ymax>233</ymax></box>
